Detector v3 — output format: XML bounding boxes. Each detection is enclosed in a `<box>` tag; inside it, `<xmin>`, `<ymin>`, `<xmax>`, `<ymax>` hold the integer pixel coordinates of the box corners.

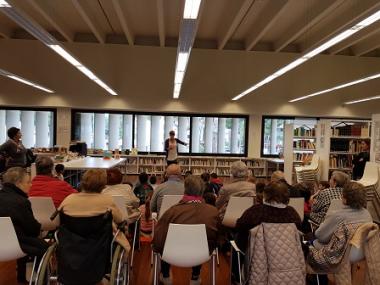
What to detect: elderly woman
<box><xmin>0</xmin><ymin>127</ymin><xmax>27</xmax><ymax>168</ymax></box>
<box><xmin>313</xmin><ymin>181</ymin><xmax>372</xmax><ymax>248</ymax></box>
<box><xmin>153</xmin><ymin>175</ymin><xmax>219</xmax><ymax>285</ymax></box>
<box><xmin>215</xmin><ymin>161</ymin><xmax>256</xmax><ymax>220</ymax></box>
<box><xmin>0</xmin><ymin>167</ymin><xmax>48</xmax><ymax>283</ymax></box>
<box><xmin>59</xmin><ymin>169</ymin><xmax>130</xmax><ymax>252</ymax></box>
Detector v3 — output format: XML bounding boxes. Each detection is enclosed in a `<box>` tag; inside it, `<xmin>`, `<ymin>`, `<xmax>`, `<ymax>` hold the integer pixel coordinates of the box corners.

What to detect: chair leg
<box><xmin>316</xmin><ymin>274</ymin><xmax>320</xmax><ymax>285</ymax></box>
<box><xmin>210</xmin><ymin>254</ymin><xmax>216</xmax><ymax>285</ymax></box>
<box><xmin>130</xmin><ymin>221</ymin><xmax>138</xmax><ymax>268</ymax></box>
<box><xmin>216</xmin><ymin>247</ymin><xmax>220</xmax><ymax>266</ymax></box>
<box><xmin>29</xmin><ymin>256</ymin><xmax>37</xmax><ymax>285</ymax></box>
<box><xmin>237</xmin><ymin>252</ymin><xmax>242</xmax><ymax>285</ymax></box>
<box><xmin>152</xmin><ymin>253</ymin><xmax>160</xmax><ymax>285</ymax></box>
<box><xmin>150</xmin><ymin>249</ymin><xmax>153</xmax><ymax>266</ymax></box>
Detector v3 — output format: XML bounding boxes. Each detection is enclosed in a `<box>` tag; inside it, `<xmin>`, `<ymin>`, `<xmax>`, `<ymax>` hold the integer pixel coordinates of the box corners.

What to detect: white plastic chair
<box><xmin>29</xmin><ymin>197</ymin><xmax>59</xmax><ymax>231</ymax></box>
<box><xmin>153</xmin><ymin>223</ymin><xmax>216</xmax><ymax>285</ymax></box>
<box><xmin>222</xmin><ymin>197</ymin><xmax>254</xmax><ymax>228</ymax></box>
<box><xmin>159</xmin><ymin>195</ymin><xmax>182</xmax><ymax>218</ymax></box>
<box><xmin>289</xmin><ymin>197</ymin><xmax>305</xmax><ymax>222</ymax></box>
<box><xmin>357</xmin><ymin>162</ymin><xmax>379</xmax><ymax>188</ymax></box>
<box><xmin>0</xmin><ymin>217</ymin><xmax>37</xmax><ymax>285</ymax></box>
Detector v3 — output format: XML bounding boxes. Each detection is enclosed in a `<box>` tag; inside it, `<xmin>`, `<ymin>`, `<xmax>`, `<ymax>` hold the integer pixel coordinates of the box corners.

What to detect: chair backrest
<box><xmin>288</xmin><ymin>198</ymin><xmax>305</xmax><ymax>222</ymax></box>
<box><xmin>222</xmin><ymin>196</ymin><xmax>254</xmax><ymax>228</ymax></box>
<box><xmin>0</xmin><ymin>217</ymin><xmax>26</xmax><ymax>261</ymax></box>
<box><xmin>112</xmin><ymin>195</ymin><xmax>128</xmax><ymax>220</ymax></box>
<box><xmin>310</xmin><ymin>154</ymin><xmax>320</xmax><ymax>168</ymax></box>
<box><xmin>29</xmin><ymin>197</ymin><xmax>60</xmax><ymax>231</ymax></box>
<box><xmin>358</xmin><ymin>162</ymin><xmax>379</xmax><ymax>186</ymax></box>
<box><xmin>159</xmin><ymin>195</ymin><xmax>182</xmax><ymax>219</ymax></box>
<box><xmin>162</xmin><ymin>223</ymin><xmax>210</xmax><ymax>267</ymax></box>
<box><xmin>326</xmin><ymin>199</ymin><xmax>344</xmax><ymax>216</ymax></box>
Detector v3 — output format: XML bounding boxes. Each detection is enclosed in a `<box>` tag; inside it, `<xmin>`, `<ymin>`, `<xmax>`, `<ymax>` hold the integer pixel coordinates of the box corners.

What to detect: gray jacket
<box><xmin>150</xmin><ymin>177</ymin><xmax>184</xmax><ymax>214</ymax></box>
<box><xmin>0</xmin><ymin>139</ymin><xmax>27</xmax><ymax>168</ymax></box>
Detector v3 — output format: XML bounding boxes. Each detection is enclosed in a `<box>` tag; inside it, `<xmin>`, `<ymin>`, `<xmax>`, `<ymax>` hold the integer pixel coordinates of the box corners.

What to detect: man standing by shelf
<box><xmin>352</xmin><ymin>140</ymin><xmax>370</xmax><ymax>180</ymax></box>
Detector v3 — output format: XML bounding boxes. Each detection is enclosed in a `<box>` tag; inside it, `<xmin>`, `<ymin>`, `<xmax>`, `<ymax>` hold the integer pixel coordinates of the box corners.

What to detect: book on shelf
<box><xmin>294</xmin><ymin>127</ymin><xmax>315</xmax><ymax>137</ymax></box>
<box><xmin>330</xmin><ymin>139</ymin><xmax>369</xmax><ymax>153</ymax></box>
<box><xmin>191</xmin><ymin>159</ymin><xmax>213</xmax><ymax>166</ymax></box>
<box><xmin>329</xmin><ymin>154</ymin><xmax>353</xmax><ymax>169</ymax></box>
<box><xmin>293</xmin><ymin>140</ymin><xmax>315</xmax><ymax>149</ymax></box>
<box><xmin>293</xmin><ymin>153</ymin><xmax>313</xmax><ymax>162</ymax></box>
<box><xmin>331</xmin><ymin>123</ymin><xmax>370</xmax><ymax>137</ymax></box>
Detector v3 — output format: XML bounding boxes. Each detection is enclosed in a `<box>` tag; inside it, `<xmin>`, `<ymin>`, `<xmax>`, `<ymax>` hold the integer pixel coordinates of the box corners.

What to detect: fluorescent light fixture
<box><xmin>344</xmin><ymin>95</ymin><xmax>380</xmax><ymax>105</ymax></box>
<box><xmin>48</xmin><ymin>45</ymin><xmax>81</xmax><ymax>67</ymax></box>
<box><xmin>289</xmin><ymin>72</ymin><xmax>380</xmax><ymax>102</ymax></box>
<box><xmin>6</xmin><ymin>75</ymin><xmax>54</xmax><ymax>93</ymax></box>
<box><xmin>177</xmin><ymin>52</ymin><xmax>189</xmax><ymax>72</ymax></box>
<box><xmin>0</xmin><ymin>0</ymin><xmax>10</xmax><ymax>8</ymax></box>
<box><xmin>183</xmin><ymin>0</ymin><xmax>201</xmax><ymax>19</ymax></box>
<box><xmin>233</xmin><ymin>9</ymin><xmax>380</xmax><ymax>101</ymax></box>
<box><xmin>48</xmin><ymin>44</ymin><xmax>117</xmax><ymax>95</ymax></box>
<box><xmin>175</xmin><ymin>71</ymin><xmax>185</xmax><ymax>84</ymax></box>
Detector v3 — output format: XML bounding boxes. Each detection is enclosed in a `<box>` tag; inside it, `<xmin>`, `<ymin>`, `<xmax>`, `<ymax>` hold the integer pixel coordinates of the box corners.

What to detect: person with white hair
<box><xmin>215</xmin><ymin>161</ymin><xmax>256</xmax><ymax>220</ymax></box>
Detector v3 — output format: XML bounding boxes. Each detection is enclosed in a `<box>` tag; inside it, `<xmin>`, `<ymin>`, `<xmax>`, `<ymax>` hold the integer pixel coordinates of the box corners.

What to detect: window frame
<box><xmin>1</xmin><ymin>106</ymin><xmax>57</xmax><ymax>147</ymax></box>
<box><xmin>71</xmin><ymin>109</ymin><xmax>249</xmax><ymax>157</ymax></box>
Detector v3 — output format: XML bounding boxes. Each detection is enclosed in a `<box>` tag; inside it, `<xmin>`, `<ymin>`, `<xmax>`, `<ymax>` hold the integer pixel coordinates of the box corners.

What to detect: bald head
<box><xmin>166</xmin><ymin>164</ymin><xmax>181</xmax><ymax>177</ymax></box>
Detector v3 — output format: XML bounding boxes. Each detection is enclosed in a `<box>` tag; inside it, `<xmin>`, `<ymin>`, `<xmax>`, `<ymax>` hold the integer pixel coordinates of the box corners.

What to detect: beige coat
<box><xmin>245</xmin><ymin>223</ymin><xmax>306</xmax><ymax>285</ymax></box>
<box><xmin>59</xmin><ymin>192</ymin><xmax>131</xmax><ymax>254</ymax></box>
<box><xmin>334</xmin><ymin>223</ymin><xmax>380</xmax><ymax>285</ymax></box>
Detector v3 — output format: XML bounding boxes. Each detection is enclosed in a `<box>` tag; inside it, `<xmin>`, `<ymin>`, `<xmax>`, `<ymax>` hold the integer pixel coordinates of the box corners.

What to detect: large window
<box><xmin>73</xmin><ymin>110</ymin><xmax>248</xmax><ymax>156</ymax></box>
<box><xmin>0</xmin><ymin>108</ymin><xmax>55</xmax><ymax>148</ymax></box>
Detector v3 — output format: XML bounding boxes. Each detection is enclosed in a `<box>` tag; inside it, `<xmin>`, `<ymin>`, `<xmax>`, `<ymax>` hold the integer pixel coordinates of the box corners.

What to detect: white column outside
<box><xmin>80</xmin><ymin>113</ymin><xmax>93</xmax><ymax>148</ymax></box>
<box><xmin>164</xmin><ymin>116</ymin><xmax>175</xmax><ymax>138</ymax></box>
<box><xmin>36</xmin><ymin>111</ymin><xmax>50</xmax><ymax>147</ymax></box>
<box><xmin>191</xmin><ymin>117</ymin><xmax>200</xmax><ymax>152</ymax></box>
<box><xmin>109</xmin><ymin>114</ymin><xmax>121</xmax><ymax>150</ymax></box>
<box><xmin>137</xmin><ymin>115</ymin><xmax>149</xmax><ymax>151</ymax></box>
<box><xmin>231</xmin><ymin>118</ymin><xmax>239</xmax><ymax>154</ymax></box>
<box><xmin>270</xmin><ymin>119</ymin><xmax>278</xmax><ymax>154</ymax></box>
<box><xmin>0</xmin><ymin>110</ymin><xmax>6</xmax><ymax>143</ymax></box>
<box><xmin>151</xmin><ymin>116</ymin><xmax>163</xmax><ymax>152</ymax></box>
<box><xmin>21</xmin><ymin>111</ymin><xmax>35</xmax><ymax>148</ymax></box>
<box><xmin>218</xmin><ymin>118</ymin><xmax>226</xmax><ymax>153</ymax></box>
<box><xmin>6</xmin><ymin>110</ymin><xmax>21</xmax><ymax>130</ymax></box>
<box><xmin>122</xmin><ymin>115</ymin><xmax>133</xmax><ymax>150</ymax></box>
<box><xmin>205</xmin><ymin>117</ymin><xmax>213</xmax><ymax>153</ymax></box>
<box><xmin>178</xmin><ymin>117</ymin><xmax>189</xmax><ymax>152</ymax></box>
<box><xmin>94</xmin><ymin>113</ymin><xmax>106</xmax><ymax>149</ymax></box>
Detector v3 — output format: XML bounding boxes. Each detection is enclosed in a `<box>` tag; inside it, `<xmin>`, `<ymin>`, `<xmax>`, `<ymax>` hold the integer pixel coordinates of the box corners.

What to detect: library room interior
<box><xmin>1</xmin><ymin>0</ymin><xmax>380</xmax><ymax>284</ymax></box>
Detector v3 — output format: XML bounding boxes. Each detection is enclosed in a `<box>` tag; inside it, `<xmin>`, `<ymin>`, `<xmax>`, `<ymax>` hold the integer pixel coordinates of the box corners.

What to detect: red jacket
<box><xmin>29</xmin><ymin>175</ymin><xmax>77</xmax><ymax>208</ymax></box>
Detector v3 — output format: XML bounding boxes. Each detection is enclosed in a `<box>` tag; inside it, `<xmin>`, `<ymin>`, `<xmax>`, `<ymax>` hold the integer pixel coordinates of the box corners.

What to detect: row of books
<box><xmin>191</xmin><ymin>160</ymin><xmax>213</xmax><ymax>166</ymax></box>
<box><xmin>216</xmin><ymin>160</ymin><xmax>240</xmax><ymax>166</ymax></box>
<box><xmin>139</xmin><ymin>158</ymin><xmax>165</xmax><ymax>164</ymax></box>
<box><xmin>294</xmin><ymin>127</ymin><xmax>315</xmax><ymax>137</ymax></box>
<box><xmin>329</xmin><ymin>154</ymin><xmax>353</xmax><ymax>168</ymax></box>
<box><xmin>293</xmin><ymin>153</ymin><xmax>313</xmax><ymax>162</ymax></box>
<box><xmin>245</xmin><ymin>160</ymin><xmax>265</xmax><ymax>167</ymax></box>
<box><xmin>330</xmin><ymin>139</ymin><xmax>370</xmax><ymax>153</ymax></box>
<box><xmin>331</xmin><ymin>124</ymin><xmax>370</xmax><ymax>137</ymax></box>
<box><xmin>293</xmin><ymin>140</ymin><xmax>315</xmax><ymax>149</ymax></box>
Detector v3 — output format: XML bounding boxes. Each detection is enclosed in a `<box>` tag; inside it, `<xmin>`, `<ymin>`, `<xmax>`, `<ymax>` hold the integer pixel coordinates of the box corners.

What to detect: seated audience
<box><xmin>29</xmin><ymin>156</ymin><xmax>77</xmax><ymax>208</ymax></box>
<box><xmin>102</xmin><ymin>168</ymin><xmax>140</xmax><ymax>220</ymax></box>
<box><xmin>271</xmin><ymin>170</ymin><xmax>301</xmax><ymax>197</ymax></box>
<box><xmin>59</xmin><ymin>169</ymin><xmax>130</xmax><ymax>253</ymax></box>
<box><xmin>209</xmin><ymin>172</ymin><xmax>223</xmax><ymax>196</ymax></box>
<box><xmin>235</xmin><ymin>181</ymin><xmax>302</xmax><ymax>252</ymax></box>
<box><xmin>0</xmin><ymin>167</ymin><xmax>48</xmax><ymax>283</ymax></box>
<box><xmin>54</xmin><ymin>164</ymin><xmax>65</xmax><ymax>181</ymax></box>
<box><xmin>139</xmin><ymin>192</ymin><xmax>154</xmax><ymax>234</ymax></box>
<box><xmin>216</xmin><ymin>161</ymin><xmax>256</xmax><ymax>220</ymax></box>
<box><xmin>134</xmin><ymin>172</ymin><xmax>153</xmax><ymax>205</ymax></box>
<box><xmin>153</xmin><ymin>175</ymin><xmax>218</xmax><ymax>284</ymax></box>
<box><xmin>255</xmin><ymin>181</ymin><xmax>266</xmax><ymax>204</ymax></box>
<box><xmin>203</xmin><ymin>192</ymin><xmax>216</xmax><ymax>206</ymax></box>
<box><xmin>149</xmin><ymin>174</ymin><xmax>158</xmax><ymax>190</ymax></box>
<box><xmin>310</xmin><ymin>171</ymin><xmax>348</xmax><ymax>225</ymax></box>
<box><xmin>151</xmin><ymin>164</ymin><xmax>184</xmax><ymax>215</ymax></box>
<box><xmin>201</xmin><ymin>172</ymin><xmax>215</xmax><ymax>195</ymax></box>
<box><xmin>313</xmin><ymin>182</ymin><xmax>372</xmax><ymax>248</ymax></box>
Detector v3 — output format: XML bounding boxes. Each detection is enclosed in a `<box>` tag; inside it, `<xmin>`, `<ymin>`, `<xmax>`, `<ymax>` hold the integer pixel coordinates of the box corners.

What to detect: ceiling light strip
<box><xmin>173</xmin><ymin>0</ymin><xmax>202</xmax><ymax>99</ymax></box>
<box><xmin>232</xmin><ymin>9</ymin><xmax>380</xmax><ymax>101</ymax></box>
<box><xmin>344</xmin><ymin>94</ymin><xmax>380</xmax><ymax>105</ymax></box>
<box><xmin>289</xmin><ymin>72</ymin><xmax>380</xmax><ymax>102</ymax></box>
<box><xmin>0</xmin><ymin>1</ymin><xmax>117</xmax><ymax>95</ymax></box>
<box><xmin>0</xmin><ymin>68</ymin><xmax>54</xmax><ymax>93</ymax></box>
